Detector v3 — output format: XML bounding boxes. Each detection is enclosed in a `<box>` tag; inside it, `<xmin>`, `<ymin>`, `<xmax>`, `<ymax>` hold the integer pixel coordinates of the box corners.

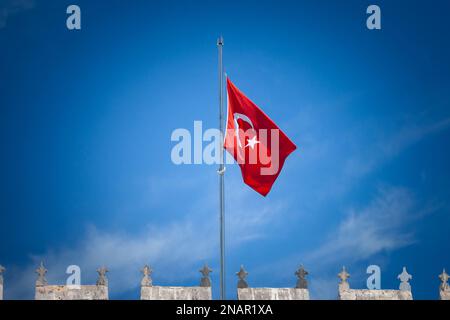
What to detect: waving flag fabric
<box><xmin>224</xmin><ymin>78</ymin><xmax>297</xmax><ymax>196</ymax></box>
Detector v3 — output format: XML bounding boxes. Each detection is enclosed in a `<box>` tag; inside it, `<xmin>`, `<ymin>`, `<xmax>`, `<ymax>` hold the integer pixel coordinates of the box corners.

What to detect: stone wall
<box><xmin>35</xmin><ymin>285</ymin><xmax>108</xmax><ymax>300</ymax></box>
<box><xmin>337</xmin><ymin>266</ymin><xmax>413</xmax><ymax>300</ymax></box>
<box><xmin>238</xmin><ymin>288</ymin><xmax>309</xmax><ymax>300</ymax></box>
<box><xmin>338</xmin><ymin>289</ymin><xmax>412</xmax><ymax>300</ymax></box>
<box><xmin>141</xmin><ymin>286</ymin><xmax>211</xmax><ymax>300</ymax></box>
<box><xmin>1</xmin><ymin>261</ymin><xmax>450</xmax><ymax>300</ymax></box>
<box><xmin>139</xmin><ymin>264</ymin><xmax>212</xmax><ymax>300</ymax></box>
<box><xmin>0</xmin><ymin>265</ymin><xmax>4</xmax><ymax>300</ymax></box>
<box><xmin>235</xmin><ymin>265</ymin><xmax>310</xmax><ymax>300</ymax></box>
<box><xmin>439</xmin><ymin>291</ymin><xmax>450</xmax><ymax>300</ymax></box>
<box><xmin>439</xmin><ymin>269</ymin><xmax>450</xmax><ymax>300</ymax></box>
<box><xmin>33</xmin><ymin>263</ymin><xmax>109</xmax><ymax>300</ymax></box>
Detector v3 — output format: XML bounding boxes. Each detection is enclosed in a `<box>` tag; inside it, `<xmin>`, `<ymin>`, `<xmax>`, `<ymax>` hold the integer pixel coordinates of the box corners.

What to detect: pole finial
<box><xmin>217</xmin><ymin>36</ymin><xmax>224</xmax><ymax>46</ymax></box>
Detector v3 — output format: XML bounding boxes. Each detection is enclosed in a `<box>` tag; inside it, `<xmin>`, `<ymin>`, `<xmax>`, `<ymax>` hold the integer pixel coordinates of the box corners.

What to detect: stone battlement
<box><xmin>139</xmin><ymin>264</ymin><xmax>212</xmax><ymax>300</ymax></box>
<box><xmin>33</xmin><ymin>263</ymin><xmax>109</xmax><ymax>300</ymax></box>
<box><xmin>141</xmin><ymin>286</ymin><xmax>212</xmax><ymax>300</ymax></box>
<box><xmin>35</xmin><ymin>285</ymin><xmax>108</xmax><ymax>300</ymax></box>
<box><xmin>0</xmin><ymin>262</ymin><xmax>449</xmax><ymax>300</ymax></box>
<box><xmin>236</xmin><ymin>265</ymin><xmax>310</xmax><ymax>300</ymax></box>
<box><xmin>339</xmin><ymin>289</ymin><xmax>412</xmax><ymax>300</ymax></box>
<box><xmin>337</xmin><ymin>266</ymin><xmax>413</xmax><ymax>300</ymax></box>
<box><xmin>237</xmin><ymin>288</ymin><xmax>310</xmax><ymax>300</ymax></box>
<box><xmin>439</xmin><ymin>269</ymin><xmax>450</xmax><ymax>300</ymax></box>
<box><xmin>0</xmin><ymin>265</ymin><xmax>4</xmax><ymax>300</ymax></box>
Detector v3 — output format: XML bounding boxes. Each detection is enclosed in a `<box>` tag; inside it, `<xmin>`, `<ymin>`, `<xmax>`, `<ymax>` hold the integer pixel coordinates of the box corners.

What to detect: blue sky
<box><xmin>0</xmin><ymin>0</ymin><xmax>450</xmax><ymax>299</ymax></box>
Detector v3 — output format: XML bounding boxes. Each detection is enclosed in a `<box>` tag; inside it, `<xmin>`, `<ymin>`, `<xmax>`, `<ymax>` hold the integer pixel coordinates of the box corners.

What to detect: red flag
<box><xmin>224</xmin><ymin>78</ymin><xmax>297</xmax><ymax>196</ymax></box>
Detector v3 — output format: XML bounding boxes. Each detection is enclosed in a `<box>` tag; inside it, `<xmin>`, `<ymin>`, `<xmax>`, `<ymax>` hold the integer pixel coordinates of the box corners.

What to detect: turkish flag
<box><xmin>224</xmin><ymin>78</ymin><xmax>297</xmax><ymax>196</ymax></box>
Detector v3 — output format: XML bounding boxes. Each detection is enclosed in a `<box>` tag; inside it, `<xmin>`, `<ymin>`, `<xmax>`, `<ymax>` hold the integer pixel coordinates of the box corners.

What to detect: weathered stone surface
<box><xmin>35</xmin><ymin>262</ymin><xmax>48</xmax><ymax>287</ymax></box>
<box><xmin>96</xmin><ymin>267</ymin><xmax>108</xmax><ymax>286</ymax></box>
<box><xmin>338</xmin><ymin>266</ymin><xmax>350</xmax><ymax>291</ymax></box>
<box><xmin>199</xmin><ymin>264</ymin><xmax>212</xmax><ymax>287</ymax></box>
<box><xmin>0</xmin><ymin>265</ymin><xmax>4</xmax><ymax>300</ymax></box>
<box><xmin>237</xmin><ymin>288</ymin><xmax>310</xmax><ymax>300</ymax></box>
<box><xmin>0</xmin><ymin>265</ymin><xmax>4</xmax><ymax>285</ymax></box>
<box><xmin>236</xmin><ymin>265</ymin><xmax>249</xmax><ymax>289</ymax></box>
<box><xmin>338</xmin><ymin>289</ymin><xmax>413</xmax><ymax>300</ymax></box>
<box><xmin>398</xmin><ymin>267</ymin><xmax>412</xmax><ymax>291</ymax></box>
<box><xmin>35</xmin><ymin>285</ymin><xmax>108</xmax><ymax>300</ymax></box>
<box><xmin>141</xmin><ymin>265</ymin><xmax>153</xmax><ymax>287</ymax></box>
<box><xmin>337</xmin><ymin>266</ymin><xmax>413</xmax><ymax>300</ymax></box>
<box><xmin>140</xmin><ymin>286</ymin><xmax>211</xmax><ymax>300</ymax></box>
<box><xmin>295</xmin><ymin>265</ymin><xmax>308</xmax><ymax>289</ymax></box>
<box><xmin>440</xmin><ymin>291</ymin><xmax>450</xmax><ymax>300</ymax></box>
<box><xmin>439</xmin><ymin>269</ymin><xmax>450</xmax><ymax>300</ymax></box>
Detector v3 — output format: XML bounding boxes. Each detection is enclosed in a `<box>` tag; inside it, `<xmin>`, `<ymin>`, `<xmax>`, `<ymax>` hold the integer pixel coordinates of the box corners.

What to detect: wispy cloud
<box><xmin>5</xmin><ymin>105</ymin><xmax>448</xmax><ymax>299</ymax></box>
<box><xmin>290</xmin><ymin>106</ymin><xmax>450</xmax><ymax>203</ymax></box>
<box><xmin>5</xmin><ymin>173</ymin><xmax>285</xmax><ymax>299</ymax></box>
<box><xmin>0</xmin><ymin>0</ymin><xmax>35</xmax><ymax>29</ymax></box>
<box><xmin>249</xmin><ymin>185</ymin><xmax>439</xmax><ymax>299</ymax></box>
<box><xmin>7</xmin><ymin>221</ymin><xmax>215</xmax><ymax>299</ymax></box>
<box><xmin>343</xmin><ymin>117</ymin><xmax>450</xmax><ymax>180</ymax></box>
<box><xmin>256</xmin><ymin>112</ymin><xmax>450</xmax><ymax>298</ymax></box>
<box><xmin>304</xmin><ymin>185</ymin><xmax>439</xmax><ymax>298</ymax></box>
<box><xmin>306</xmin><ymin>186</ymin><xmax>435</xmax><ymax>266</ymax></box>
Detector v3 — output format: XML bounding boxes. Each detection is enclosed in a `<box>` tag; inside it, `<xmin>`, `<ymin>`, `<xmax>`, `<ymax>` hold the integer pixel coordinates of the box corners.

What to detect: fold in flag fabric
<box><xmin>224</xmin><ymin>78</ymin><xmax>297</xmax><ymax>196</ymax></box>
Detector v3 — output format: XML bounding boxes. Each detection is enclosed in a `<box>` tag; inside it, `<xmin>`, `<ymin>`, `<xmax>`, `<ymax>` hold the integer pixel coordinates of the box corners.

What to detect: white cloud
<box><xmin>5</xmin><ymin>173</ymin><xmax>285</xmax><ymax>299</ymax></box>
<box><xmin>247</xmin><ymin>185</ymin><xmax>439</xmax><ymax>299</ymax></box>
<box><xmin>306</xmin><ymin>186</ymin><xmax>430</xmax><ymax>266</ymax></box>
<box><xmin>5</xmin><ymin>107</ymin><xmax>448</xmax><ymax>299</ymax></box>
<box><xmin>6</xmin><ymin>221</ymin><xmax>216</xmax><ymax>299</ymax></box>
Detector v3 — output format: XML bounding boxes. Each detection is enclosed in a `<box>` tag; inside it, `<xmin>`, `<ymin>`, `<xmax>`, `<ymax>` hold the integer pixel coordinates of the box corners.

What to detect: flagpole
<box><xmin>217</xmin><ymin>35</ymin><xmax>226</xmax><ymax>300</ymax></box>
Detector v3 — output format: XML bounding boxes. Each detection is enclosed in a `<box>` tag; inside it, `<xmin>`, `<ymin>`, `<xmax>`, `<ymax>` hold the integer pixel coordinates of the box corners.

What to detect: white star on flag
<box><xmin>245</xmin><ymin>136</ymin><xmax>260</xmax><ymax>149</ymax></box>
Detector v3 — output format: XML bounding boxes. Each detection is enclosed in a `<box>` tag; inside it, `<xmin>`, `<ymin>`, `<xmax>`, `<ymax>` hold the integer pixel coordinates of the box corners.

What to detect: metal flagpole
<box><xmin>217</xmin><ymin>36</ymin><xmax>226</xmax><ymax>300</ymax></box>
